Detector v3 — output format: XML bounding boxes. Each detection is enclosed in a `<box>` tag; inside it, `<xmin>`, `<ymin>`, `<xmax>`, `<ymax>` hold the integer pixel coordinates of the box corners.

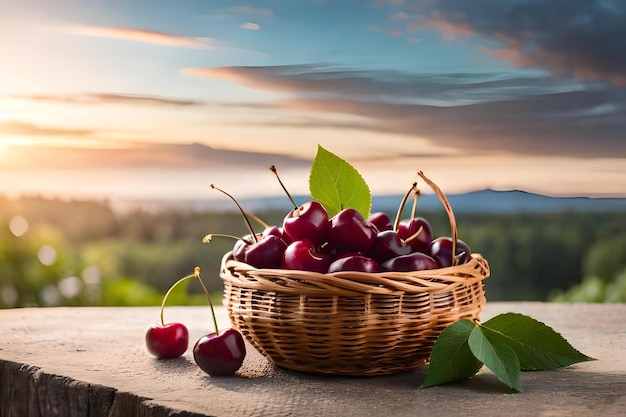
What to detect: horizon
<box><xmin>1</xmin><ymin>1</ymin><xmax>625</xmax><ymax>201</ymax></box>
<box><xmin>3</xmin><ymin>186</ymin><xmax>625</xmax><ymax>218</ymax></box>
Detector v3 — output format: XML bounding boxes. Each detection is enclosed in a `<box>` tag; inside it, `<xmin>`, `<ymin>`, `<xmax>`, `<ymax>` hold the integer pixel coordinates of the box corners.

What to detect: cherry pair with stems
<box><xmin>145</xmin><ymin>267</ymin><xmax>246</xmax><ymax>376</ymax></box>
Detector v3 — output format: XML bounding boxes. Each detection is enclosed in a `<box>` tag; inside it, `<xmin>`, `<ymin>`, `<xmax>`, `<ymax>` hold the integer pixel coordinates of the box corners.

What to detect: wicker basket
<box><xmin>220</xmin><ymin>251</ymin><xmax>489</xmax><ymax>376</ymax></box>
<box><xmin>220</xmin><ymin>171</ymin><xmax>489</xmax><ymax>376</ymax></box>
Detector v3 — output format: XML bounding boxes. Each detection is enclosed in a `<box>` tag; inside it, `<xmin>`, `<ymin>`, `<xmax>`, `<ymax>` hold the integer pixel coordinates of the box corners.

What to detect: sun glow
<box><xmin>0</xmin><ymin>137</ymin><xmax>30</xmax><ymax>153</ymax></box>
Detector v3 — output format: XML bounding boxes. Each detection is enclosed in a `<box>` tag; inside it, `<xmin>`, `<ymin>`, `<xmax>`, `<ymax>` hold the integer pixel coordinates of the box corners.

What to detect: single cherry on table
<box><xmin>193</xmin><ymin>328</ymin><xmax>247</xmax><ymax>376</ymax></box>
<box><xmin>146</xmin><ymin>322</ymin><xmax>189</xmax><ymax>360</ymax></box>
<box><xmin>145</xmin><ymin>270</ymin><xmax>196</xmax><ymax>359</ymax></box>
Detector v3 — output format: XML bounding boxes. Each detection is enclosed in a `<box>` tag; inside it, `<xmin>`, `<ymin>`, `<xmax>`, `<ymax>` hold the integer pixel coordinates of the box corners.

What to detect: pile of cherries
<box><xmin>216</xmin><ymin>168</ymin><xmax>472</xmax><ymax>275</ymax></box>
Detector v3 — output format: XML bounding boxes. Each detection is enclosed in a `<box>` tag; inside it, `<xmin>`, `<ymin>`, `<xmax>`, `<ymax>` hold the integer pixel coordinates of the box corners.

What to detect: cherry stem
<box><xmin>202</xmin><ymin>233</ymin><xmax>252</xmax><ymax>244</ymax></box>
<box><xmin>417</xmin><ymin>171</ymin><xmax>457</xmax><ymax>266</ymax></box>
<box><xmin>210</xmin><ymin>184</ymin><xmax>258</xmax><ymax>243</ymax></box>
<box><xmin>403</xmin><ymin>225</ymin><xmax>424</xmax><ymax>245</ymax></box>
<box><xmin>193</xmin><ymin>267</ymin><xmax>219</xmax><ymax>334</ymax></box>
<box><xmin>393</xmin><ymin>182</ymin><xmax>417</xmax><ymax>231</ymax></box>
<box><xmin>270</xmin><ymin>165</ymin><xmax>301</xmax><ymax>215</ymax></box>
<box><xmin>159</xmin><ymin>272</ymin><xmax>197</xmax><ymax>326</ymax></box>
<box><xmin>410</xmin><ymin>188</ymin><xmax>420</xmax><ymax>220</ymax></box>
<box><xmin>246</xmin><ymin>211</ymin><xmax>270</xmax><ymax>229</ymax></box>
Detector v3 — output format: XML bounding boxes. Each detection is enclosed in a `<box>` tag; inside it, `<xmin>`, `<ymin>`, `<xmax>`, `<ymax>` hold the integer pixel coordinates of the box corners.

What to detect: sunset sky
<box><xmin>1</xmin><ymin>0</ymin><xmax>625</xmax><ymax>205</ymax></box>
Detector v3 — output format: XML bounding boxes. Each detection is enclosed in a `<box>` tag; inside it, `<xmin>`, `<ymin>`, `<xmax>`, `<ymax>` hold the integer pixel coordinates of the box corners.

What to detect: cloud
<box><xmin>0</xmin><ymin>121</ymin><xmax>93</xmax><ymax>137</ymax></box>
<box><xmin>413</xmin><ymin>0</ymin><xmax>626</xmax><ymax>86</ymax></box>
<box><xmin>230</xmin><ymin>6</ymin><xmax>274</xmax><ymax>17</ymax></box>
<box><xmin>181</xmin><ymin>64</ymin><xmax>626</xmax><ymax>158</ymax></box>
<box><xmin>8</xmin><ymin>93</ymin><xmax>204</xmax><ymax>107</ymax></box>
<box><xmin>54</xmin><ymin>24</ymin><xmax>220</xmax><ymax>49</ymax></box>
<box><xmin>182</xmin><ymin>64</ymin><xmax>582</xmax><ymax>104</ymax></box>
<box><xmin>241</xmin><ymin>22</ymin><xmax>260</xmax><ymax>31</ymax></box>
<box><xmin>0</xmin><ymin>142</ymin><xmax>309</xmax><ymax>172</ymax></box>
<box><xmin>407</xmin><ymin>12</ymin><xmax>474</xmax><ymax>41</ymax></box>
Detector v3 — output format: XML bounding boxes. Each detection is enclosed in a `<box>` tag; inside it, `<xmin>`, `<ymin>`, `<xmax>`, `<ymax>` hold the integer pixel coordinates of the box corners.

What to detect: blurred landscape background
<box><xmin>1</xmin><ymin>191</ymin><xmax>625</xmax><ymax>308</ymax></box>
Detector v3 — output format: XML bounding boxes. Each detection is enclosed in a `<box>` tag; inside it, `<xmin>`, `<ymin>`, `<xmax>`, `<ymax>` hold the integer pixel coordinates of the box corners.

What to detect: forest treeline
<box><xmin>1</xmin><ymin>194</ymin><xmax>624</xmax><ymax>308</ymax></box>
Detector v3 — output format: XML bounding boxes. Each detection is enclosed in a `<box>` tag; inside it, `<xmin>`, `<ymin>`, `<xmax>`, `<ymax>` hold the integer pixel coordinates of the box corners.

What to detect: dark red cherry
<box><xmin>244</xmin><ymin>234</ymin><xmax>287</xmax><ymax>269</ymax></box>
<box><xmin>397</xmin><ymin>217</ymin><xmax>433</xmax><ymax>252</ymax></box>
<box><xmin>193</xmin><ymin>328</ymin><xmax>246</xmax><ymax>376</ymax></box>
<box><xmin>427</xmin><ymin>237</ymin><xmax>472</xmax><ymax>267</ymax></box>
<box><xmin>328</xmin><ymin>255</ymin><xmax>379</xmax><ymax>273</ymax></box>
<box><xmin>262</xmin><ymin>225</ymin><xmax>283</xmax><ymax>238</ymax></box>
<box><xmin>368</xmin><ymin>230</ymin><xmax>411</xmax><ymax>263</ymax></box>
<box><xmin>283</xmin><ymin>201</ymin><xmax>329</xmax><ymax>246</ymax></box>
<box><xmin>381</xmin><ymin>252</ymin><xmax>438</xmax><ymax>272</ymax></box>
<box><xmin>368</xmin><ymin>212</ymin><xmax>393</xmax><ymax>232</ymax></box>
<box><xmin>328</xmin><ymin>208</ymin><xmax>377</xmax><ymax>254</ymax></box>
<box><xmin>282</xmin><ymin>239</ymin><xmax>332</xmax><ymax>273</ymax></box>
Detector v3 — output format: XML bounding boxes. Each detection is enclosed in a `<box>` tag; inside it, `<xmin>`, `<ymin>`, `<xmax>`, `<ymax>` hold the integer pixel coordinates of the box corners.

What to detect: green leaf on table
<box><xmin>483</xmin><ymin>313</ymin><xmax>596</xmax><ymax>370</ymax></box>
<box><xmin>309</xmin><ymin>145</ymin><xmax>372</xmax><ymax>218</ymax></box>
<box><xmin>469</xmin><ymin>325</ymin><xmax>521</xmax><ymax>392</ymax></box>
<box><xmin>420</xmin><ymin>320</ymin><xmax>483</xmax><ymax>388</ymax></box>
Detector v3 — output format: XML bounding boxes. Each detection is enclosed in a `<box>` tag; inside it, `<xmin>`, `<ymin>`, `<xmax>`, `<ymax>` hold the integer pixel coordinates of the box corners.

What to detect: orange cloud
<box><xmin>407</xmin><ymin>14</ymin><xmax>473</xmax><ymax>41</ymax></box>
<box><xmin>0</xmin><ymin>121</ymin><xmax>93</xmax><ymax>137</ymax></box>
<box><xmin>9</xmin><ymin>93</ymin><xmax>204</xmax><ymax>107</ymax></box>
<box><xmin>0</xmin><ymin>142</ymin><xmax>308</xmax><ymax>172</ymax></box>
<box><xmin>55</xmin><ymin>24</ymin><xmax>219</xmax><ymax>49</ymax></box>
<box><xmin>180</xmin><ymin>67</ymin><xmax>300</xmax><ymax>93</ymax></box>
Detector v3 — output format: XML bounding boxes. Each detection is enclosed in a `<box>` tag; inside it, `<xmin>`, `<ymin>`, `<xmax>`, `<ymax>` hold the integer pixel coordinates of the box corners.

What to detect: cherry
<box><xmin>194</xmin><ymin>328</ymin><xmax>246</xmax><ymax>376</ymax></box>
<box><xmin>271</xmin><ymin>166</ymin><xmax>328</xmax><ymax>245</ymax></box>
<box><xmin>146</xmin><ymin>322</ymin><xmax>189</xmax><ymax>359</ymax></box>
<box><xmin>210</xmin><ymin>184</ymin><xmax>287</xmax><ymax>268</ymax></box>
<box><xmin>397</xmin><ymin>217</ymin><xmax>433</xmax><ymax>252</ymax></box>
<box><xmin>242</xmin><ymin>234</ymin><xmax>287</xmax><ymax>269</ymax></box>
<box><xmin>262</xmin><ymin>225</ymin><xmax>283</xmax><ymax>238</ymax></box>
<box><xmin>368</xmin><ymin>212</ymin><xmax>393</xmax><ymax>232</ymax></box>
<box><xmin>232</xmin><ymin>237</ymin><xmax>249</xmax><ymax>262</ymax></box>
<box><xmin>283</xmin><ymin>201</ymin><xmax>329</xmax><ymax>245</ymax></box>
<box><xmin>146</xmin><ymin>270</ymin><xmax>199</xmax><ymax>359</ymax></box>
<box><xmin>282</xmin><ymin>239</ymin><xmax>332</xmax><ymax>273</ymax></box>
<box><xmin>191</xmin><ymin>267</ymin><xmax>246</xmax><ymax>376</ymax></box>
<box><xmin>381</xmin><ymin>252</ymin><xmax>438</xmax><ymax>272</ymax></box>
<box><xmin>328</xmin><ymin>254</ymin><xmax>379</xmax><ymax>273</ymax></box>
<box><xmin>328</xmin><ymin>208</ymin><xmax>378</xmax><ymax>254</ymax></box>
<box><xmin>427</xmin><ymin>237</ymin><xmax>472</xmax><ymax>268</ymax></box>
<box><xmin>368</xmin><ymin>230</ymin><xmax>411</xmax><ymax>264</ymax></box>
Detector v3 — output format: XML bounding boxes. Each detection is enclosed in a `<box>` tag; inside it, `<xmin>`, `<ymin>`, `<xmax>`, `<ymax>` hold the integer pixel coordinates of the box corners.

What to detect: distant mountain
<box><xmin>371</xmin><ymin>189</ymin><xmax>626</xmax><ymax>214</ymax></box>
<box><xmin>118</xmin><ymin>189</ymin><xmax>626</xmax><ymax>214</ymax></box>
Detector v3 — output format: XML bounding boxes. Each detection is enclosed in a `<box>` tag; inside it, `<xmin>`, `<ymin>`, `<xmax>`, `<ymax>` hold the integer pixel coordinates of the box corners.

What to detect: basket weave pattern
<box><xmin>221</xmin><ymin>251</ymin><xmax>490</xmax><ymax>376</ymax></box>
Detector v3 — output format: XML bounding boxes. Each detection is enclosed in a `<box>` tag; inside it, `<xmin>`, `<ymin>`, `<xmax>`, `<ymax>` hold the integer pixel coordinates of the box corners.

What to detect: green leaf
<box><xmin>483</xmin><ymin>313</ymin><xmax>596</xmax><ymax>371</ymax></box>
<box><xmin>309</xmin><ymin>145</ymin><xmax>372</xmax><ymax>218</ymax></box>
<box><xmin>420</xmin><ymin>320</ymin><xmax>483</xmax><ymax>388</ymax></box>
<box><xmin>469</xmin><ymin>325</ymin><xmax>521</xmax><ymax>392</ymax></box>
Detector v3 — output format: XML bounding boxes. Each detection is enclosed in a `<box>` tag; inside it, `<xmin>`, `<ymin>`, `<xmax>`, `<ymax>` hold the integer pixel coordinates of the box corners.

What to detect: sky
<box><xmin>1</xmin><ymin>0</ymin><xmax>625</xmax><ymax>206</ymax></box>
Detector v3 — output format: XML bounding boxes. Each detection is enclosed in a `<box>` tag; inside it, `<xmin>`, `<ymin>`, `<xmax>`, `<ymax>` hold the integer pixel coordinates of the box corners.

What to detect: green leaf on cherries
<box><xmin>420</xmin><ymin>313</ymin><xmax>595</xmax><ymax>392</ymax></box>
<box><xmin>309</xmin><ymin>145</ymin><xmax>372</xmax><ymax>218</ymax></box>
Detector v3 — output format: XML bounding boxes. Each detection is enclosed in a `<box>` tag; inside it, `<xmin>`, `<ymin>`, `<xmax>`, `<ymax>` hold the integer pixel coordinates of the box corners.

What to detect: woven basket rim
<box><xmin>220</xmin><ymin>251</ymin><xmax>489</xmax><ymax>296</ymax></box>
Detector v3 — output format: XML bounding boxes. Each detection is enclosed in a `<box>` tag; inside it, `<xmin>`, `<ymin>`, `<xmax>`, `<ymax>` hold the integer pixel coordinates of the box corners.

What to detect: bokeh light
<box><xmin>1</xmin><ymin>285</ymin><xmax>19</xmax><ymax>307</ymax></box>
<box><xmin>9</xmin><ymin>215</ymin><xmax>29</xmax><ymax>237</ymax></box>
<box><xmin>40</xmin><ymin>284</ymin><xmax>60</xmax><ymax>306</ymax></box>
<box><xmin>58</xmin><ymin>276</ymin><xmax>83</xmax><ymax>298</ymax></box>
<box><xmin>37</xmin><ymin>245</ymin><xmax>58</xmax><ymax>266</ymax></box>
<box><xmin>82</xmin><ymin>265</ymin><xmax>102</xmax><ymax>285</ymax></box>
